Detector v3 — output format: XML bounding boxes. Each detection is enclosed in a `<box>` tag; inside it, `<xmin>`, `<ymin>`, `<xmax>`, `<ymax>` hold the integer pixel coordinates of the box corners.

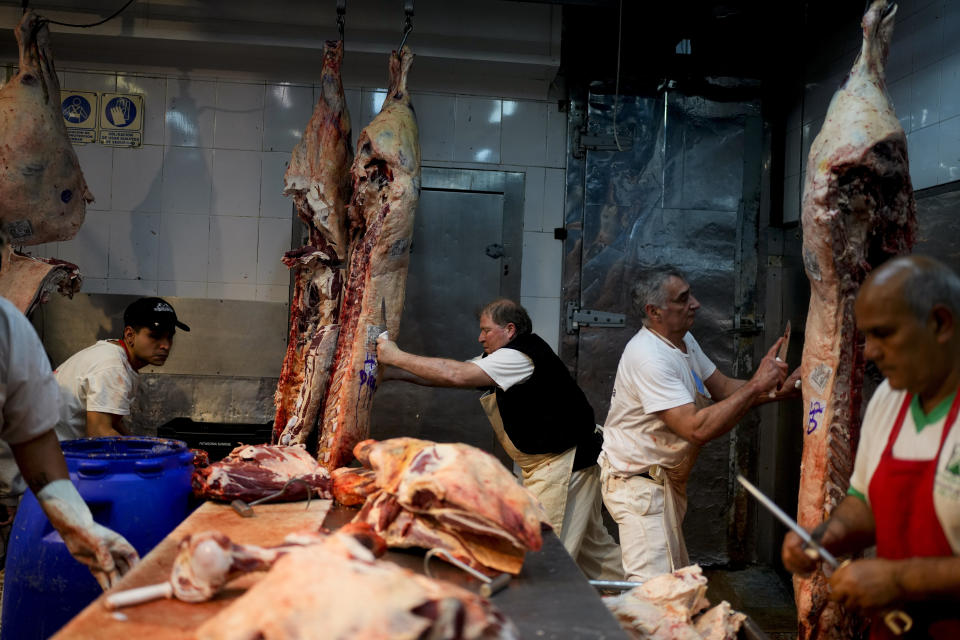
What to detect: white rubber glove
<box><xmin>36</xmin><ymin>479</ymin><xmax>139</xmax><ymax>590</ymax></box>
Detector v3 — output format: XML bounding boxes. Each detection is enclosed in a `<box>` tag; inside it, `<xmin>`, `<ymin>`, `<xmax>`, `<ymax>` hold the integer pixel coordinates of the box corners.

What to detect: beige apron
<box><xmin>644</xmin><ymin>327</ymin><xmax>712</xmax><ymax>570</ymax></box>
<box><xmin>653</xmin><ymin>390</ymin><xmax>711</xmax><ymax>570</ymax></box>
<box><xmin>480</xmin><ymin>391</ymin><xmax>577</xmax><ymax>537</ymax></box>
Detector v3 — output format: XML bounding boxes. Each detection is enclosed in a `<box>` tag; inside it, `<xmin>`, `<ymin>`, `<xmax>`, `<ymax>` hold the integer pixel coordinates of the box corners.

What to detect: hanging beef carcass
<box><xmin>796</xmin><ymin>2</ymin><xmax>915</xmax><ymax>638</ymax></box>
<box><xmin>0</xmin><ymin>10</ymin><xmax>92</xmax><ymax>245</ymax></box>
<box><xmin>317</xmin><ymin>47</ymin><xmax>420</xmax><ymax>469</ymax></box>
<box><xmin>192</xmin><ymin>444</ymin><xmax>333</xmax><ymax>503</ymax></box>
<box><xmin>348</xmin><ymin>438</ymin><xmax>544</xmax><ymax>575</ymax></box>
<box><xmin>0</xmin><ymin>244</ymin><xmax>80</xmax><ymax>315</ymax></box>
<box><xmin>194</xmin><ymin>527</ymin><xmax>518</xmax><ymax>640</ymax></box>
<box><xmin>273</xmin><ymin>41</ymin><xmax>353</xmax><ymax>447</ymax></box>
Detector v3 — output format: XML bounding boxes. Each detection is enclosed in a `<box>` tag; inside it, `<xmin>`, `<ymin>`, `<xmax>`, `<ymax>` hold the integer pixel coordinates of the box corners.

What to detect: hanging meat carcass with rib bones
<box><xmin>318</xmin><ymin>46</ymin><xmax>420</xmax><ymax>470</ymax></box>
<box><xmin>274</xmin><ymin>40</ymin><xmax>352</xmax><ymax>447</ymax></box>
<box><xmin>796</xmin><ymin>2</ymin><xmax>915</xmax><ymax>638</ymax></box>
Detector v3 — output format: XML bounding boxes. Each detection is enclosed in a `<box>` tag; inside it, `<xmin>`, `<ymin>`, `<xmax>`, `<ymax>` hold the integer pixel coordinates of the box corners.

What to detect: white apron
<box><xmin>480</xmin><ymin>391</ymin><xmax>577</xmax><ymax>536</ymax></box>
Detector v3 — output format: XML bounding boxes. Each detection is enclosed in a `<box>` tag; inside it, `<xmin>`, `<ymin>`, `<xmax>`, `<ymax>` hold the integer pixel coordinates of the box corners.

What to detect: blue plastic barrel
<box><xmin>1</xmin><ymin>437</ymin><xmax>194</xmax><ymax>640</ymax></box>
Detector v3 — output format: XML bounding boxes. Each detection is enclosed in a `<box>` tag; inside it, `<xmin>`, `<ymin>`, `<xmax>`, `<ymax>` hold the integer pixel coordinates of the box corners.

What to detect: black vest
<box><xmin>490</xmin><ymin>333</ymin><xmax>601</xmax><ymax>471</ymax></box>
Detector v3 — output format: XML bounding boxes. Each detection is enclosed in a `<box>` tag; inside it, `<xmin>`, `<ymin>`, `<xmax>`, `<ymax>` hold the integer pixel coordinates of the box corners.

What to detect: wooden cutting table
<box><xmin>52</xmin><ymin>501</ymin><xmax>628</xmax><ymax>639</ymax></box>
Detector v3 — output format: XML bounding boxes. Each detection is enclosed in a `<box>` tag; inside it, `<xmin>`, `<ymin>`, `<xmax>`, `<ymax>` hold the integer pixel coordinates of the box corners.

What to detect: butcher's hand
<box><xmin>376</xmin><ymin>334</ymin><xmax>402</xmax><ymax>366</ymax></box>
<box><xmin>751</xmin><ymin>339</ymin><xmax>789</xmax><ymax>394</ymax></box>
<box><xmin>829</xmin><ymin>559</ymin><xmax>901</xmax><ymax>612</ymax></box>
<box><xmin>769</xmin><ymin>366</ymin><xmax>802</xmax><ymax>400</ymax></box>
<box><xmin>782</xmin><ymin>529</ymin><xmax>820</xmax><ymax>576</ymax></box>
<box><xmin>37</xmin><ymin>479</ymin><xmax>139</xmax><ymax>590</ymax></box>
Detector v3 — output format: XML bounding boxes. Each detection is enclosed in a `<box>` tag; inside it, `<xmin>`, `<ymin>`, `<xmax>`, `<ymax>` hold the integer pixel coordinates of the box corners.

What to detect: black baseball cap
<box><xmin>123</xmin><ymin>297</ymin><xmax>190</xmax><ymax>332</ymax></box>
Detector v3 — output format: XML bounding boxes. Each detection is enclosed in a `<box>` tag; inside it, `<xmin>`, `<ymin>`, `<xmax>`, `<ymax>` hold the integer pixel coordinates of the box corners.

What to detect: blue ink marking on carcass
<box><xmin>807</xmin><ymin>400</ymin><xmax>824</xmax><ymax>435</ymax></box>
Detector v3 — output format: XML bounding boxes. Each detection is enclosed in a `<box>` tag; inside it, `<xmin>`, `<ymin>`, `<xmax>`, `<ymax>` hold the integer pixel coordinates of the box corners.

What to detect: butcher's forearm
<box><xmin>86</xmin><ymin>411</ymin><xmax>127</xmax><ymax>438</ymax></box>
<box><xmin>382</xmin><ymin>367</ymin><xmax>436</xmax><ymax>387</ymax></box>
<box><xmin>390</xmin><ymin>352</ymin><xmax>480</xmax><ymax>388</ymax></box>
<box><xmin>685</xmin><ymin>380</ymin><xmax>763</xmax><ymax>445</ymax></box>
<box><xmin>891</xmin><ymin>557</ymin><xmax>960</xmax><ymax>602</ymax></box>
<box><xmin>10</xmin><ymin>430</ymin><xmax>70</xmax><ymax>494</ymax></box>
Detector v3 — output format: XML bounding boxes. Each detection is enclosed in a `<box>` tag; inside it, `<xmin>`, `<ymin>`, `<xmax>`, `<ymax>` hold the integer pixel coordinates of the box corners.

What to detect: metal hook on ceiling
<box><xmin>397</xmin><ymin>0</ymin><xmax>414</xmax><ymax>52</ymax></box>
<box><xmin>336</xmin><ymin>0</ymin><xmax>346</xmax><ymax>42</ymax></box>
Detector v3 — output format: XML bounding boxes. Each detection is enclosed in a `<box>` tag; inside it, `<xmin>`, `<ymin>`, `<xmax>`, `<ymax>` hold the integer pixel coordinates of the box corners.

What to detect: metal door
<box><xmin>370</xmin><ymin>168</ymin><xmax>523</xmax><ymax>454</ymax></box>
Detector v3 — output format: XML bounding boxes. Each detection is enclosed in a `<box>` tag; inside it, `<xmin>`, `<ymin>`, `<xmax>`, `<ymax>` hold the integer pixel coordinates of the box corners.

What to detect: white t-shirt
<box><xmin>601</xmin><ymin>328</ymin><xmax>717</xmax><ymax>475</ymax></box>
<box><xmin>470</xmin><ymin>348</ymin><xmax>534</xmax><ymax>391</ymax></box>
<box><xmin>0</xmin><ymin>297</ymin><xmax>61</xmax><ymax>501</ymax></box>
<box><xmin>849</xmin><ymin>380</ymin><xmax>960</xmax><ymax>554</ymax></box>
<box><xmin>53</xmin><ymin>340</ymin><xmax>138</xmax><ymax>441</ymax></box>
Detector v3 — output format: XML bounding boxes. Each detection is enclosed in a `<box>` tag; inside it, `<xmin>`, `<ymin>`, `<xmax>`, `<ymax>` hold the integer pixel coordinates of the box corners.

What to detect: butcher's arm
<box><xmin>85</xmin><ymin>411</ymin><xmax>129</xmax><ymax>438</ymax></box>
<box><xmin>9</xmin><ymin>430</ymin><xmax>70</xmax><ymax>493</ymax></box>
<box><xmin>381</xmin><ymin>367</ymin><xmax>436</xmax><ymax>387</ymax></box>
<box><xmin>704</xmin><ymin>370</ymin><xmax>746</xmax><ymax>401</ymax></box>
<box><xmin>830</xmin><ymin>555</ymin><xmax>960</xmax><ymax>612</ymax></box>
<box><xmin>659</xmin><ymin>340</ymin><xmax>787</xmax><ymax>446</ymax></box>
<box><xmin>781</xmin><ymin>494</ymin><xmax>876</xmax><ymax>575</ymax></box>
<box><xmin>377</xmin><ymin>338</ymin><xmax>494</xmax><ymax>388</ymax></box>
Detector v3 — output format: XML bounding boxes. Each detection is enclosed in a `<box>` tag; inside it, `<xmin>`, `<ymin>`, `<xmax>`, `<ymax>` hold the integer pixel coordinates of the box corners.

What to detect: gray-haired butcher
<box><xmin>601</xmin><ymin>265</ymin><xmax>798</xmax><ymax>582</ymax></box>
<box><xmin>377</xmin><ymin>298</ymin><xmax>623</xmax><ymax>580</ymax></box>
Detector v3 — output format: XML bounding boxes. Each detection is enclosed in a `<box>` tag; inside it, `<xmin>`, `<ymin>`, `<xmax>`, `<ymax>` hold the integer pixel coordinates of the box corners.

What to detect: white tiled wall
<box><xmin>18</xmin><ymin>68</ymin><xmax>568</xmax><ymax>349</ymax></box>
<box><xmin>782</xmin><ymin>0</ymin><xmax>960</xmax><ymax>222</ymax></box>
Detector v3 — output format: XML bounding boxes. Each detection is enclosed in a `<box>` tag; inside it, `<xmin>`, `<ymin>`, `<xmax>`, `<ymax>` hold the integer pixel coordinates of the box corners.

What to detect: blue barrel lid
<box><xmin>61</xmin><ymin>437</ymin><xmax>194</xmax><ymax>478</ymax></box>
<box><xmin>61</xmin><ymin>436</ymin><xmax>189</xmax><ymax>459</ymax></box>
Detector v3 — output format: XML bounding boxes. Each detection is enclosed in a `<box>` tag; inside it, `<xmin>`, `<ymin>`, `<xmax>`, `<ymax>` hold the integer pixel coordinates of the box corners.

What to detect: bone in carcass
<box><xmin>192</xmin><ymin>444</ymin><xmax>332</xmax><ymax>503</ymax></box>
<box><xmin>169</xmin><ymin>524</ymin><xmax>383</xmax><ymax>604</ymax></box>
<box><xmin>796</xmin><ymin>2</ymin><xmax>915</xmax><ymax>638</ymax></box>
<box><xmin>0</xmin><ymin>244</ymin><xmax>80</xmax><ymax>314</ymax></box>
<box><xmin>318</xmin><ymin>47</ymin><xmax>420</xmax><ymax>470</ymax></box>
<box><xmin>349</xmin><ymin>438</ymin><xmax>544</xmax><ymax>575</ymax></box>
<box><xmin>274</xmin><ymin>248</ymin><xmax>341</xmax><ymax>446</ymax></box>
<box><xmin>0</xmin><ymin>10</ymin><xmax>92</xmax><ymax>245</ymax></box>
<box><xmin>273</xmin><ymin>40</ymin><xmax>353</xmax><ymax>446</ymax></box>
<box><xmin>194</xmin><ymin>530</ymin><xmax>518</xmax><ymax>640</ymax></box>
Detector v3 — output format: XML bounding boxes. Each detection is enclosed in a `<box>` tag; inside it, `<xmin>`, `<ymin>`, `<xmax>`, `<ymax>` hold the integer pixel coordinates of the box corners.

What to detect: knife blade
<box><xmin>736</xmin><ymin>474</ymin><xmax>840</xmax><ymax>567</ymax></box>
<box><xmin>776</xmin><ymin>320</ymin><xmax>791</xmax><ymax>362</ymax></box>
<box><xmin>379</xmin><ymin>298</ymin><xmax>388</xmax><ymax>341</ymax></box>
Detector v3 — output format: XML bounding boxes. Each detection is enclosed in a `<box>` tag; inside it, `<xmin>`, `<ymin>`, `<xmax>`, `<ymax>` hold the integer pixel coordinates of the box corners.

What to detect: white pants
<box><xmin>559</xmin><ymin>465</ymin><xmax>624</xmax><ymax>581</ymax></box>
<box><xmin>599</xmin><ymin>457</ymin><xmax>672</xmax><ymax>582</ymax></box>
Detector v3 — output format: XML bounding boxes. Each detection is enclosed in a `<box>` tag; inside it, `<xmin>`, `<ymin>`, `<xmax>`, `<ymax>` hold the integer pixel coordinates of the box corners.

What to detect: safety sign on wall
<box><xmin>99</xmin><ymin>93</ymin><xmax>144</xmax><ymax>147</ymax></box>
<box><xmin>60</xmin><ymin>90</ymin><xmax>98</xmax><ymax>144</ymax></box>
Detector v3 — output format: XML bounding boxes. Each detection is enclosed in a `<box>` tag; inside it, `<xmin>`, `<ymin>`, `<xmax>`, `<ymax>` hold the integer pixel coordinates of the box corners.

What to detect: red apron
<box><xmin>867</xmin><ymin>391</ymin><xmax>960</xmax><ymax>638</ymax></box>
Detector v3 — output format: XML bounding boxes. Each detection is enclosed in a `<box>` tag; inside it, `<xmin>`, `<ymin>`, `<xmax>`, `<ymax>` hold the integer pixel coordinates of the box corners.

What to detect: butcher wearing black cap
<box><xmin>52</xmin><ymin>297</ymin><xmax>190</xmax><ymax>440</ymax></box>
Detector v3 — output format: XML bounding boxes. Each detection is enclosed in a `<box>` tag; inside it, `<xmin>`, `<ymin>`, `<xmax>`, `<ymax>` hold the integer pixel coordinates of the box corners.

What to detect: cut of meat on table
<box><xmin>605</xmin><ymin>565</ymin><xmax>747</xmax><ymax>640</ymax></box>
<box><xmin>194</xmin><ymin>531</ymin><xmax>518</xmax><ymax>640</ymax></box>
<box><xmin>693</xmin><ymin>602</ymin><xmax>747</xmax><ymax>640</ymax></box>
<box><xmin>318</xmin><ymin>46</ymin><xmax>421</xmax><ymax>470</ymax></box>
<box><xmin>0</xmin><ymin>10</ymin><xmax>92</xmax><ymax>245</ymax></box>
<box><xmin>348</xmin><ymin>438</ymin><xmax>545</xmax><ymax>575</ymax></box>
<box><xmin>796</xmin><ymin>2</ymin><xmax>915</xmax><ymax>638</ymax></box>
<box><xmin>192</xmin><ymin>444</ymin><xmax>332</xmax><ymax>503</ymax></box>
<box><xmin>166</xmin><ymin>523</ymin><xmax>384</xmax><ymax>604</ymax></box>
<box><xmin>330</xmin><ymin>466</ymin><xmax>378</xmax><ymax>506</ymax></box>
<box><xmin>273</xmin><ymin>39</ymin><xmax>353</xmax><ymax>447</ymax></box>
<box><xmin>0</xmin><ymin>244</ymin><xmax>80</xmax><ymax>315</ymax></box>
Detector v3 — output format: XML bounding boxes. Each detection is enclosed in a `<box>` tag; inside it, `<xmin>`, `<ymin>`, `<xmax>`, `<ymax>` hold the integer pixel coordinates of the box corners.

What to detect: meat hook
<box><xmin>230</xmin><ymin>477</ymin><xmax>313</xmax><ymax>517</ymax></box>
<box><xmin>336</xmin><ymin>0</ymin><xmax>346</xmax><ymax>42</ymax></box>
<box><xmin>423</xmin><ymin>548</ymin><xmax>511</xmax><ymax>597</ymax></box>
<box><xmin>397</xmin><ymin>0</ymin><xmax>414</xmax><ymax>52</ymax></box>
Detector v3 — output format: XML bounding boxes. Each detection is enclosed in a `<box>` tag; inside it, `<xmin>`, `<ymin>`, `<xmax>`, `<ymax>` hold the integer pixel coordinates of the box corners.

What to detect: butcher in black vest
<box><xmin>377</xmin><ymin>298</ymin><xmax>622</xmax><ymax>580</ymax></box>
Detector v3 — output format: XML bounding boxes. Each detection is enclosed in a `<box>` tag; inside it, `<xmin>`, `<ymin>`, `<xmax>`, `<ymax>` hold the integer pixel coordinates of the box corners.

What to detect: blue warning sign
<box><xmin>61</xmin><ymin>95</ymin><xmax>92</xmax><ymax>123</ymax></box>
<box><xmin>104</xmin><ymin>96</ymin><xmax>137</xmax><ymax>128</ymax></box>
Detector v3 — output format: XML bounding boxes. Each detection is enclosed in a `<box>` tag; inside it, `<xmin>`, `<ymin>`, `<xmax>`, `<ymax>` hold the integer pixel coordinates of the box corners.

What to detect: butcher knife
<box><xmin>768</xmin><ymin>320</ymin><xmax>792</xmax><ymax>398</ymax></box>
<box><xmin>737</xmin><ymin>475</ymin><xmax>913</xmax><ymax>635</ymax></box>
<box><xmin>377</xmin><ymin>298</ymin><xmax>389</xmax><ymax>342</ymax></box>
